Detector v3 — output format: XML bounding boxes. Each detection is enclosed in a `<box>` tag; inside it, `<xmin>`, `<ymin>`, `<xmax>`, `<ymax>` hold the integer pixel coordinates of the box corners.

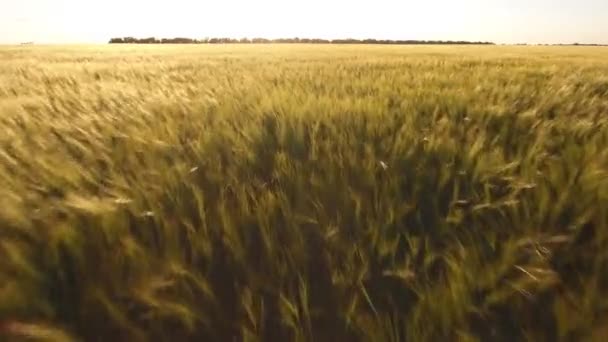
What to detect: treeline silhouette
<box><xmin>108</xmin><ymin>37</ymin><xmax>495</xmax><ymax>45</ymax></box>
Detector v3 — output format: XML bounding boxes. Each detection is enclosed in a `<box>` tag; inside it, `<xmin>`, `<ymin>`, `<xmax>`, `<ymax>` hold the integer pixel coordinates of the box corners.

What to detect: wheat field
<box><xmin>1</xmin><ymin>45</ymin><xmax>608</xmax><ymax>341</ymax></box>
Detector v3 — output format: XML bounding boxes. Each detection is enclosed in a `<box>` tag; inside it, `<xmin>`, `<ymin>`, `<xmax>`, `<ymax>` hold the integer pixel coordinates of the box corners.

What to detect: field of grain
<box><xmin>1</xmin><ymin>45</ymin><xmax>608</xmax><ymax>341</ymax></box>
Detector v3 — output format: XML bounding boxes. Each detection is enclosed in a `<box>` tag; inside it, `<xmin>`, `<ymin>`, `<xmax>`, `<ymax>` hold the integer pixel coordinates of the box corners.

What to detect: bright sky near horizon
<box><xmin>1</xmin><ymin>0</ymin><xmax>607</xmax><ymax>44</ymax></box>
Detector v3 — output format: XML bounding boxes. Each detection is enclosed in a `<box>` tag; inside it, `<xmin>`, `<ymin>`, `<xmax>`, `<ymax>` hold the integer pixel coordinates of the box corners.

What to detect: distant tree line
<box><xmin>108</xmin><ymin>37</ymin><xmax>496</xmax><ymax>45</ymax></box>
<box><xmin>554</xmin><ymin>43</ymin><xmax>608</xmax><ymax>46</ymax></box>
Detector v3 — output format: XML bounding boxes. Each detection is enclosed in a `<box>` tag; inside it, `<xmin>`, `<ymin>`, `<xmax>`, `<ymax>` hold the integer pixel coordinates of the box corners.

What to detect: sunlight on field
<box><xmin>1</xmin><ymin>45</ymin><xmax>608</xmax><ymax>341</ymax></box>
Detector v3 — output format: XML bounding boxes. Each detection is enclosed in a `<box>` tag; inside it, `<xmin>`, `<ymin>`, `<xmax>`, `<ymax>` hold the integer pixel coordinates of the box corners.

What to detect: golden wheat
<box><xmin>0</xmin><ymin>44</ymin><xmax>607</xmax><ymax>341</ymax></box>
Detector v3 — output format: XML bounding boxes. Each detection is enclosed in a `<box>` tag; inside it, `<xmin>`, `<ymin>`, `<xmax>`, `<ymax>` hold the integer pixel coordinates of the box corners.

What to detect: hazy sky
<box><xmin>1</xmin><ymin>0</ymin><xmax>607</xmax><ymax>44</ymax></box>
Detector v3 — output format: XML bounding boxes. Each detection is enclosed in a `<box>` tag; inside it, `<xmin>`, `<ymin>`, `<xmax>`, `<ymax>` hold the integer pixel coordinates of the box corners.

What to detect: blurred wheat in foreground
<box><xmin>1</xmin><ymin>44</ymin><xmax>608</xmax><ymax>341</ymax></box>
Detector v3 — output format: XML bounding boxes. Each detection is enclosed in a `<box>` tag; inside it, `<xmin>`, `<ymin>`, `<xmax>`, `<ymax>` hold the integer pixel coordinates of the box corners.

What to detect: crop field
<box><xmin>1</xmin><ymin>44</ymin><xmax>608</xmax><ymax>341</ymax></box>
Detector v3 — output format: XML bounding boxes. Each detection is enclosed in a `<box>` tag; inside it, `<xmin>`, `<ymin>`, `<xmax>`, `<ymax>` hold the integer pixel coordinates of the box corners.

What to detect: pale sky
<box><xmin>1</xmin><ymin>0</ymin><xmax>607</xmax><ymax>44</ymax></box>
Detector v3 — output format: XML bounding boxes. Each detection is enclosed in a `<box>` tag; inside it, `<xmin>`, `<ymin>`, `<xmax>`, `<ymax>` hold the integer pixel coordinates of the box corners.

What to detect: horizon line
<box><xmin>4</xmin><ymin>36</ymin><xmax>608</xmax><ymax>46</ymax></box>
